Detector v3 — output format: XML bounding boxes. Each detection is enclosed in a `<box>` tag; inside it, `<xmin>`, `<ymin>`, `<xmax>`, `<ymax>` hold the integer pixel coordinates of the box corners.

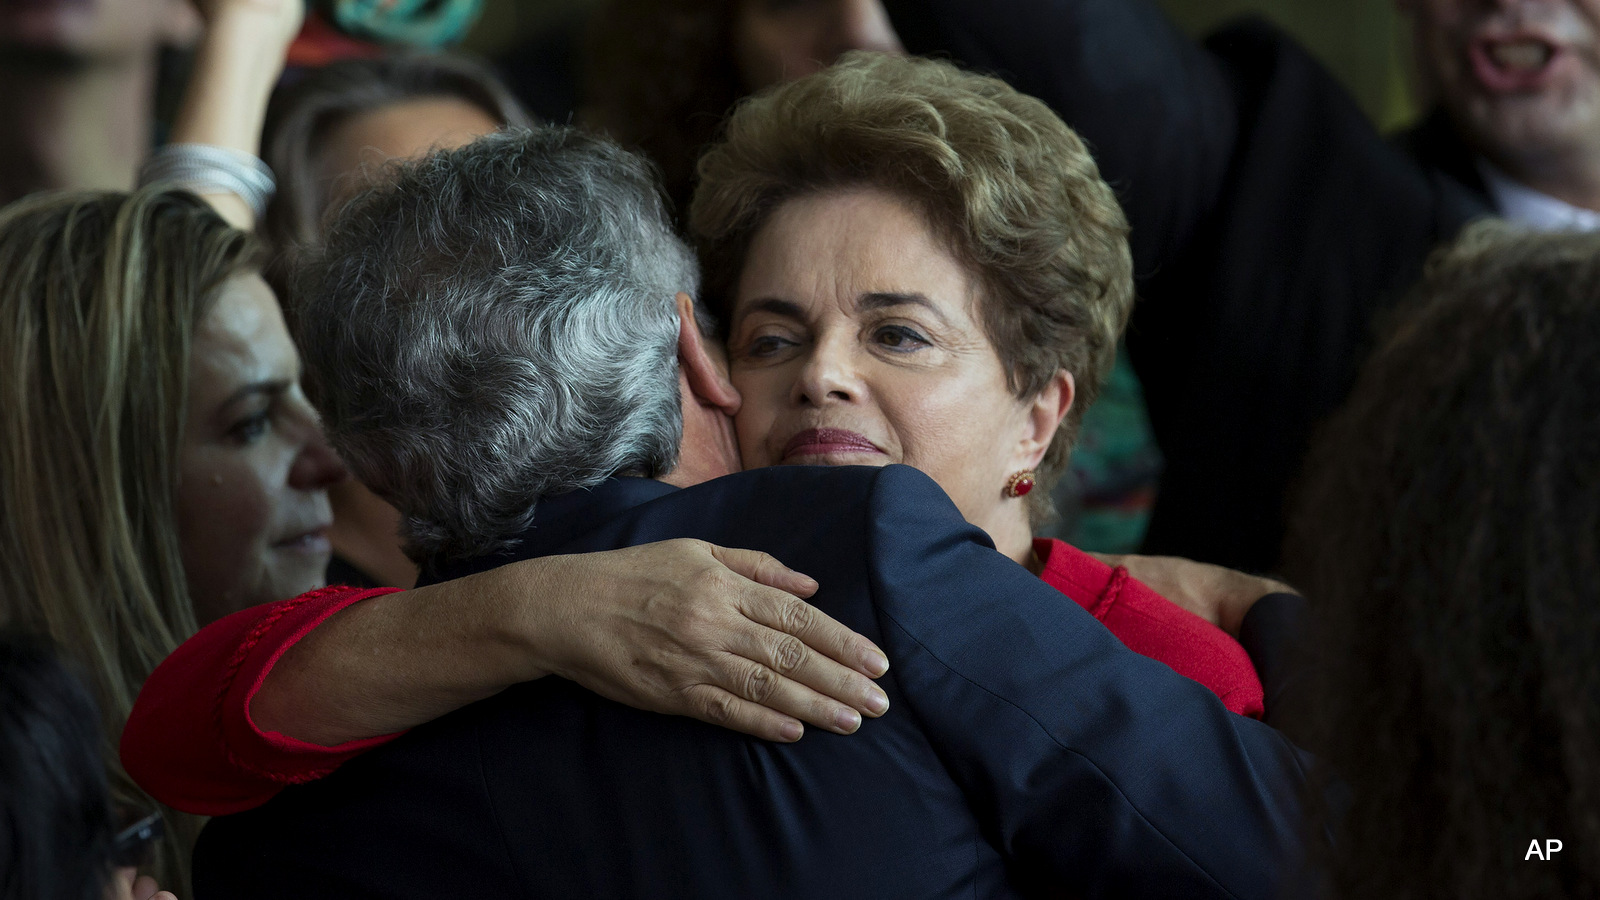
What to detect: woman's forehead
<box><xmin>733</xmin><ymin>188</ymin><xmax>981</xmax><ymax>320</ymax></box>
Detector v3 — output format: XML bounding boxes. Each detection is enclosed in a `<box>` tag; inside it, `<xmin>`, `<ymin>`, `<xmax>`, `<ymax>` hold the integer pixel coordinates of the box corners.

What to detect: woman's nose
<box><xmin>793</xmin><ymin>334</ymin><xmax>862</xmax><ymax>406</ymax></box>
<box><xmin>289</xmin><ymin>430</ymin><xmax>349</xmax><ymax>491</ymax></box>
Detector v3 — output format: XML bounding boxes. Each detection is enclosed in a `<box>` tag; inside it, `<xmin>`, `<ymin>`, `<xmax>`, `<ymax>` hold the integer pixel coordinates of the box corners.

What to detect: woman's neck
<box><xmin>0</xmin><ymin>52</ymin><xmax>156</xmax><ymax>206</ymax></box>
<box><xmin>983</xmin><ymin>508</ymin><xmax>1041</xmax><ymax>575</ymax></box>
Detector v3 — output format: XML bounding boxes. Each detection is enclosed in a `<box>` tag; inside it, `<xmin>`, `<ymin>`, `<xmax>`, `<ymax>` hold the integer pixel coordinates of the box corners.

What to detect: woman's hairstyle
<box><xmin>690</xmin><ymin>52</ymin><xmax>1135</xmax><ymax>520</ymax></box>
<box><xmin>0</xmin><ymin>630</ymin><xmax>114</xmax><ymax>900</ymax></box>
<box><xmin>295</xmin><ymin>127</ymin><xmax>695</xmax><ymax>566</ymax></box>
<box><xmin>261</xmin><ymin>52</ymin><xmax>533</xmax><ymax>254</ymax></box>
<box><xmin>1286</xmin><ymin>223</ymin><xmax>1600</xmax><ymax>899</ymax></box>
<box><xmin>582</xmin><ymin>0</ymin><xmax>740</xmax><ymax>217</ymax></box>
<box><xmin>0</xmin><ymin>187</ymin><xmax>260</xmax><ymax>890</ymax></box>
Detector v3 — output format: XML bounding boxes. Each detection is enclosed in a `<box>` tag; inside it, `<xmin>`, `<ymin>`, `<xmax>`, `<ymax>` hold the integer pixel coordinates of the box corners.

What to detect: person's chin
<box><xmin>267</xmin><ymin>534</ymin><xmax>334</xmax><ymax>597</ymax></box>
<box><xmin>1466</xmin><ymin>93</ymin><xmax>1593</xmax><ymax>157</ymax></box>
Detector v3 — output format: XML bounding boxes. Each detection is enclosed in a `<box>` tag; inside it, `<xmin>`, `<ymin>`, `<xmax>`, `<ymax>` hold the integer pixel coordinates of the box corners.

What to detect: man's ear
<box><xmin>1013</xmin><ymin>369</ymin><xmax>1075</xmax><ymax>470</ymax></box>
<box><xmin>676</xmin><ymin>292</ymin><xmax>740</xmax><ymax>415</ymax></box>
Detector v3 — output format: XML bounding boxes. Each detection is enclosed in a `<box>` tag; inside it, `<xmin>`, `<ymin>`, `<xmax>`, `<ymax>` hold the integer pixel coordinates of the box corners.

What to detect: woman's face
<box><xmin>733</xmin><ymin>0</ymin><xmax>904</xmax><ymax>90</ymax></box>
<box><xmin>176</xmin><ymin>274</ymin><xmax>346</xmax><ymax>624</ymax></box>
<box><xmin>727</xmin><ymin>188</ymin><xmax>1070</xmax><ymax>551</ymax></box>
<box><xmin>316</xmin><ymin>97</ymin><xmax>503</xmax><ymax>211</ymax></box>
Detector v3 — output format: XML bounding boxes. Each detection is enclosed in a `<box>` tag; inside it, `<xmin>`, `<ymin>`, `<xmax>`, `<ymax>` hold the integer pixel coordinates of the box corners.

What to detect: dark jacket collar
<box><xmin>420</xmin><ymin>477</ymin><xmax>678</xmax><ymax>586</ymax></box>
<box><xmin>1393</xmin><ymin>107</ymin><xmax>1492</xmax><ymax>204</ymax></box>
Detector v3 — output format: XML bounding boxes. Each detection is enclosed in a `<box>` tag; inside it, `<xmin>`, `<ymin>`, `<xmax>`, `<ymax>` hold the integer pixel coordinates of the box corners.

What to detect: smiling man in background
<box><xmin>1399</xmin><ymin>0</ymin><xmax>1600</xmax><ymax>230</ymax></box>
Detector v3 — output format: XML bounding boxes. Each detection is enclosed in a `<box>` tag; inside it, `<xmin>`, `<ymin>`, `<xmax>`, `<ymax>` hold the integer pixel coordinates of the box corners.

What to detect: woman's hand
<box><xmin>517</xmin><ymin>540</ymin><xmax>891</xmax><ymax>742</ymax></box>
<box><xmin>108</xmin><ymin>869</ymin><xmax>178</xmax><ymax>900</ymax></box>
<box><xmin>1091</xmin><ymin>553</ymin><xmax>1295</xmax><ymax>638</ymax></box>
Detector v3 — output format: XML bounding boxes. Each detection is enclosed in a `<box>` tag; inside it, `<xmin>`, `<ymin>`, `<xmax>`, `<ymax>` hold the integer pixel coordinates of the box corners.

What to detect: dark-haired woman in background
<box><xmin>262</xmin><ymin>53</ymin><xmax>531</xmax><ymax>260</ymax></box>
<box><xmin>1286</xmin><ymin>224</ymin><xmax>1600</xmax><ymax>899</ymax></box>
<box><xmin>260</xmin><ymin>53</ymin><xmax>533</xmax><ymax>588</ymax></box>
<box><xmin>0</xmin><ymin>630</ymin><xmax>177</xmax><ymax>900</ymax></box>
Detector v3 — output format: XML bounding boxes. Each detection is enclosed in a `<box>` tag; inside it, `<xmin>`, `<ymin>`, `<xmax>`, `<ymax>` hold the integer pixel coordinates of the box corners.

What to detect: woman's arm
<box><xmin>162</xmin><ymin>0</ymin><xmax>303</xmax><ymax>228</ymax></box>
<box><xmin>123</xmin><ymin>540</ymin><xmax>890</xmax><ymax>815</ymax></box>
<box><xmin>257</xmin><ymin>540</ymin><xmax>890</xmax><ymax>745</ymax></box>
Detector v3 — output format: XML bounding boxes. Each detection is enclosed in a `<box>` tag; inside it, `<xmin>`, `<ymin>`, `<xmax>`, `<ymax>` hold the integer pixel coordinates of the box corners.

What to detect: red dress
<box><xmin>121</xmin><ymin>543</ymin><xmax>1263</xmax><ymax>816</ymax></box>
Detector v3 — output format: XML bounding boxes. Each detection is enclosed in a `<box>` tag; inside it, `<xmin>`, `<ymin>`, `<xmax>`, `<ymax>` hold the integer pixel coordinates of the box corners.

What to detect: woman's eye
<box><xmin>746</xmin><ymin>334</ymin><xmax>798</xmax><ymax>358</ymax></box>
<box><xmin>874</xmin><ymin>325</ymin><xmax>930</xmax><ymax>351</ymax></box>
<box><xmin>229</xmin><ymin>412</ymin><xmax>271</xmax><ymax>444</ymax></box>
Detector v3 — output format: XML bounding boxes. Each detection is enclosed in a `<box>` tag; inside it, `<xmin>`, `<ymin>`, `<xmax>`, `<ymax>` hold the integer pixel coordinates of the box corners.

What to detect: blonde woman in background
<box><xmin>0</xmin><ymin>186</ymin><xmax>343</xmax><ymax>891</ymax></box>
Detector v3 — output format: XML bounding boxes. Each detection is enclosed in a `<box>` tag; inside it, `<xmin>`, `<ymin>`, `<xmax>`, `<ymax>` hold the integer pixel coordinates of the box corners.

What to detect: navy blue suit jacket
<box><xmin>194</xmin><ymin>465</ymin><xmax>1309</xmax><ymax>898</ymax></box>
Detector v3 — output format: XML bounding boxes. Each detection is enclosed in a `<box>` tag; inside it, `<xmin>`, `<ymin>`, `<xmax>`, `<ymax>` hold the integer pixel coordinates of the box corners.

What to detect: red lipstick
<box><xmin>781</xmin><ymin>428</ymin><xmax>884</xmax><ymax>461</ymax></box>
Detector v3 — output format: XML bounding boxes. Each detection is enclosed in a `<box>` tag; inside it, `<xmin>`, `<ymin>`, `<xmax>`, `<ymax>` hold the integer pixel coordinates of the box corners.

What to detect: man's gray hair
<box><xmin>294</xmin><ymin>127</ymin><xmax>699</xmax><ymax>564</ymax></box>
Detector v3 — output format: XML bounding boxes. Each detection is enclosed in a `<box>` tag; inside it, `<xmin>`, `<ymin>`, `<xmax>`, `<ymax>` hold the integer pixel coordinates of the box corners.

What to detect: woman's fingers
<box><xmin>724</xmin><ymin>591</ymin><xmax>889</xmax><ymax>716</ymax></box>
<box><xmin>547</xmin><ymin>539</ymin><xmax>892</xmax><ymax>742</ymax></box>
<box><xmin>677</xmin><ymin>683</ymin><xmax>807</xmax><ymax>743</ymax></box>
<box><xmin>706</xmin><ymin>544</ymin><xmax>820</xmax><ymax>599</ymax></box>
<box><xmin>721</xmin><ymin>557</ymin><xmax>890</xmax><ymax>680</ymax></box>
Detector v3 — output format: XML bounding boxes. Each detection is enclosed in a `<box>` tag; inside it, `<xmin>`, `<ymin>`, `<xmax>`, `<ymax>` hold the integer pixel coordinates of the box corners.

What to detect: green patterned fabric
<box><xmin>1044</xmin><ymin>345</ymin><xmax>1163</xmax><ymax>552</ymax></box>
<box><xmin>318</xmin><ymin>0</ymin><xmax>484</xmax><ymax>49</ymax></box>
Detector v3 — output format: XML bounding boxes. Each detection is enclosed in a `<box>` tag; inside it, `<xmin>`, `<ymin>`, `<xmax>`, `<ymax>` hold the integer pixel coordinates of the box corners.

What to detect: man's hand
<box><xmin>525</xmin><ymin>540</ymin><xmax>891</xmax><ymax>742</ymax></box>
<box><xmin>1090</xmin><ymin>553</ymin><xmax>1296</xmax><ymax>638</ymax></box>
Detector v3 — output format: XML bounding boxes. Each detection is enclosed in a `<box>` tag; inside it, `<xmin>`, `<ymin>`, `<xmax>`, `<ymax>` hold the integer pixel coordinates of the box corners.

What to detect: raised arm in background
<box><xmin>160</xmin><ymin>0</ymin><xmax>303</xmax><ymax>229</ymax></box>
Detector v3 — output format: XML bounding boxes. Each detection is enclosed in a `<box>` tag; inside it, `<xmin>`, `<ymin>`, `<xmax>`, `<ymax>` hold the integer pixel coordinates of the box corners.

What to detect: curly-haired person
<box><xmin>1287</xmin><ymin>224</ymin><xmax>1600</xmax><ymax>900</ymax></box>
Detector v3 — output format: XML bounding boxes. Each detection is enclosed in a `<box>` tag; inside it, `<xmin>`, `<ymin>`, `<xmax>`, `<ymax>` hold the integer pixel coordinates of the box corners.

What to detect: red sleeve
<box><xmin>120</xmin><ymin>585</ymin><xmax>408</xmax><ymax>816</ymax></box>
<box><xmin>1034</xmin><ymin>539</ymin><xmax>1265</xmax><ymax>719</ymax></box>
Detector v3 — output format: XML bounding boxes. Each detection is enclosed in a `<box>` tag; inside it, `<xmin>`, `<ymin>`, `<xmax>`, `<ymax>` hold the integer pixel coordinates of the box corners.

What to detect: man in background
<box><xmin>1398</xmin><ymin>0</ymin><xmax>1600</xmax><ymax>231</ymax></box>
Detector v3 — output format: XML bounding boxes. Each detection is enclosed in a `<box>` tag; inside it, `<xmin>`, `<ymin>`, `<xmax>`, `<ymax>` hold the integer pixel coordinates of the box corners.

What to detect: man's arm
<box><xmin>883</xmin><ymin>0</ymin><xmax>1239</xmax><ymax>279</ymax></box>
<box><xmin>122</xmin><ymin>541</ymin><xmax>891</xmax><ymax>815</ymax></box>
<box><xmin>865</xmin><ymin>465</ymin><xmax>1309</xmax><ymax>899</ymax></box>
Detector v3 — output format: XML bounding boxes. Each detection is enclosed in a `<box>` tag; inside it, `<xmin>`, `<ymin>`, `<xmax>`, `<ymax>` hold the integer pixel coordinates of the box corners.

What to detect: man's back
<box><xmin>194</xmin><ymin>465</ymin><xmax>1306</xmax><ymax>899</ymax></box>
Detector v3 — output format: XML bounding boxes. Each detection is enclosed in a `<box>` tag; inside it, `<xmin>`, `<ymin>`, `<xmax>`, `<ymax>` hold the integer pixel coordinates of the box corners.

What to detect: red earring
<box><xmin>1004</xmin><ymin>470</ymin><xmax>1036</xmax><ymax>498</ymax></box>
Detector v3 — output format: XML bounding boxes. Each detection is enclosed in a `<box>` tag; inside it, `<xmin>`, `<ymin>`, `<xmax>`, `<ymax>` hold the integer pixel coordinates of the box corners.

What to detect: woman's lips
<box><xmin>273</xmin><ymin>527</ymin><xmax>332</xmax><ymax>555</ymax></box>
<box><xmin>1470</xmin><ymin>35</ymin><xmax>1567</xmax><ymax>93</ymax></box>
<box><xmin>781</xmin><ymin>428</ymin><xmax>885</xmax><ymax>462</ymax></box>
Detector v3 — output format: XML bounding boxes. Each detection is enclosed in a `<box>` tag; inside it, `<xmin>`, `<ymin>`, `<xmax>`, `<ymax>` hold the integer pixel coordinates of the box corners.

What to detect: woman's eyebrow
<box><xmin>221</xmin><ymin>380</ymin><xmax>291</xmax><ymax>409</ymax></box>
<box><xmin>736</xmin><ymin>297</ymin><xmax>806</xmax><ymax>322</ymax></box>
<box><xmin>857</xmin><ymin>291</ymin><xmax>950</xmax><ymax>325</ymax></box>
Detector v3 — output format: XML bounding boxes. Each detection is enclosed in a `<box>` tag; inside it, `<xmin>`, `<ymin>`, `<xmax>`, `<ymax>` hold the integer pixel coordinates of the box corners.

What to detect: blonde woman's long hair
<box><xmin>0</xmin><ymin>187</ymin><xmax>259</xmax><ymax>889</ymax></box>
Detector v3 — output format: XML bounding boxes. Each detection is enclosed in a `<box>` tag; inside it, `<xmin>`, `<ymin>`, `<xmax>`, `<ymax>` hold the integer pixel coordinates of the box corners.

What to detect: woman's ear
<box><xmin>1013</xmin><ymin>369</ymin><xmax>1075</xmax><ymax>469</ymax></box>
<box><xmin>676</xmin><ymin>293</ymin><xmax>741</xmax><ymax>415</ymax></box>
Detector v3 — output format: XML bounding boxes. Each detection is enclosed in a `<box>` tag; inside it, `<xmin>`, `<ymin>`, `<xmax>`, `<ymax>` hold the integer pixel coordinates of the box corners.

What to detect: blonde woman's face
<box><xmin>726</xmin><ymin>188</ymin><xmax>1071</xmax><ymax>556</ymax></box>
<box><xmin>176</xmin><ymin>274</ymin><xmax>346</xmax><ymax>624</ymax></box>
